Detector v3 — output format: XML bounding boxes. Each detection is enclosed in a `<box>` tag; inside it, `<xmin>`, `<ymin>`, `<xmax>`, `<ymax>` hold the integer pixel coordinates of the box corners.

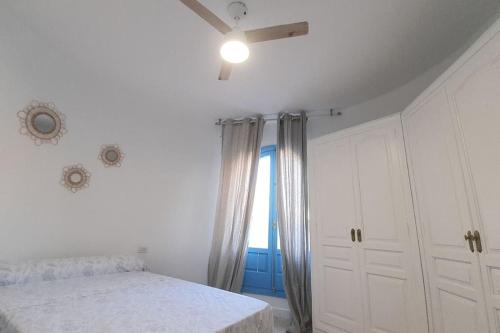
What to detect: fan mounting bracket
<box><xmin>227</xmin><ymin>1</ymin><xmax>247</xmax><ymax>22</ymax></box>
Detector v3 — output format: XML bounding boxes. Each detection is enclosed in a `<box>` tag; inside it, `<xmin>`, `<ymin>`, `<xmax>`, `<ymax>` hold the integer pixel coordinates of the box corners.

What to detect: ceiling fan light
<box><xmin>220</xmin><ymin>29</ymin><xmax>249</xmax><ymax>64</ymax></box>
<box><xmin>220</xmin><ymin>40</ymin><xmax>249</xmax><ymax>63</ymax></box>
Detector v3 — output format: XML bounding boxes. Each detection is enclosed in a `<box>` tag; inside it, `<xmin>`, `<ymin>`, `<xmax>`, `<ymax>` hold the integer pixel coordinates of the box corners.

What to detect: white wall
<box><xmin>256</xmin><ymin>47</ymin><xmax>460</xmax><ymax>145</ymax></box>
<box><xmin>0</xmin><ymin>8</ymin><xmax>220</xmax><ymax>284</ymax></box>
<box><xmin>259</xmin><ymin>13</ymin><xmax>500</xmax><ymax>142</ymax></box>
<box><xmin>307</xmin><ymin>55</ymin><xmax>455</xmax><ymax>139</ymax></box>
<box><xmin>256</xmin><ymin>53</ymin><xmax>456</xmax><ymax>147</ymax></box>
<box><xmin>309</xmin><ymin>12</ymin><xmax>500</xmax><ymax>139</ymax></box>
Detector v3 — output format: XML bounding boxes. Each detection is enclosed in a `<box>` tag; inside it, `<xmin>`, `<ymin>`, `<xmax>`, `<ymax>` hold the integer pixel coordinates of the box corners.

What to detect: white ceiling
<box><xmin>3</xmin><ymin>0</ymin><xmax>500</xmax><ymax>120</ymax></box>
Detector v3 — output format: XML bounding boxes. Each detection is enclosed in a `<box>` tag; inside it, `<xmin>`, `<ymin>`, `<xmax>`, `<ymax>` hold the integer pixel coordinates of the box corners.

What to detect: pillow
<box><xmin>0</xmin><ymin>261</ymin><xmax>18</xmax><ymax>287</ymax></box>
<box><xmin>0</xmin><ymin>255</ymin><xmax>145</xmax><ymax>287</ymax></box>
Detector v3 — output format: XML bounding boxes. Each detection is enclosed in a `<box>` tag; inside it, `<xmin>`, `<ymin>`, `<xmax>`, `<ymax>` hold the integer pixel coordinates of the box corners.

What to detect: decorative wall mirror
<box><xmin>98</xmin><ymin>145</ymin><xmax>124</xmax><ymax>167</ymax></box>
<box><xmin>18</xmin><ymin>101</ymin><xmax>67</xmax><ymax>145</ymax></box>
<box><xmin>61</xmin><ymin>164</ymin><xmax>91</xmax><ymax>193</ymax></box>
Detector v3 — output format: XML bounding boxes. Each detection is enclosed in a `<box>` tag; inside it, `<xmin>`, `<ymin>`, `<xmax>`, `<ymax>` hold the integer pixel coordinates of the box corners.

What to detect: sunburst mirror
<box><xmin>98</xmin><ymin>144</ymin><xmax>124</xmax><ymax>167</ymax></box>
<box><xmin>61</xmin><ymin>164</ymin><xmax>91</xmax><ymax>193</ymax></box>
<box><xmin>18</xmin><ymin>101</ymin><xmax>67</xmax><ymax>145</ymax></box>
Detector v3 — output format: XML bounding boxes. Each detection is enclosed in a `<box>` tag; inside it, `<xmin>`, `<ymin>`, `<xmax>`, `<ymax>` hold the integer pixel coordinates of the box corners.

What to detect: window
<box><xmin>241</xmin><ymin>145</ymin><xmax>285</xmax><ymax>298</ymax></box>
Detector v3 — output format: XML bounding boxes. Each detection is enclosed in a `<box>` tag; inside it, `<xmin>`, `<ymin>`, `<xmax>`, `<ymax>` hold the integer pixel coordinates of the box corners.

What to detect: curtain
<box><xmin>277</xmin><ymin>112</ymin><xmax>312</xmax><ymax>333</ymax></box>
<box><xmin>207</xmin><ymin>117</ymin><xmax>264</xmax><ymax>292</ymax></box>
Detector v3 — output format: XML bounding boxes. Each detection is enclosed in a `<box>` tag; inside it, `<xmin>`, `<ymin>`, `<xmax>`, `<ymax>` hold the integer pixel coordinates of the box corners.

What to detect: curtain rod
<box><xmin>214</xmin><ymin>108</ymin><xmax>343</xmax><ymax>126</ymax></box>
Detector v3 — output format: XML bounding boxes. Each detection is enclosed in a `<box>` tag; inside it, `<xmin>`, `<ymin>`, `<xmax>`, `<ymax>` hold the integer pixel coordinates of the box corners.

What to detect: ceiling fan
<box><xmin>179</xmin><ymin>0</ymin><xmax>309</xmax><ymax>80</ymax></box>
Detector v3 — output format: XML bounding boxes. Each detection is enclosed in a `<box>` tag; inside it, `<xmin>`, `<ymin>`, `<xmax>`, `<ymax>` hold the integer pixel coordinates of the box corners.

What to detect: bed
<box><xmin>0</xmin><ymin>256</ymin><xmax>273</xmax><ymax>333</ymax></box>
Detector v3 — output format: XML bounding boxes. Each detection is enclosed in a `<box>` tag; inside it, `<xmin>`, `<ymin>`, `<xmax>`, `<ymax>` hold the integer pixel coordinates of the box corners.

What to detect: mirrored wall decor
<box><xmin>17</xmin><ymin>101</ymin><xmax>67</xmax><ymax>145</ymax></box>
<box><xmin>61</xmin><ymin>164</ymin><xmax>91</xmax><ymax>193</ymax></box>
<box><xmin>98</xmin><ymin>144</ymin><xmax>124</xmax><ymax>167</ymax></box>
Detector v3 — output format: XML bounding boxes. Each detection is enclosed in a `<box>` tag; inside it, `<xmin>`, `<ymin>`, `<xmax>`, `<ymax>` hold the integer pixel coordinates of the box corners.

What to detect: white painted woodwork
<box><xmin>403</xmin><ymin>89</ymin><xmax>489</xmax><ymax>333</ymax></box>
<box><xmin>310</xmin><ymin>114</ymin><xmax>427</xmax><ymax>333</ymax></box>
<box><xmin>351</xmin><ymin>117</ymin><xmax>427</xmax><ymax>333</ymax></box>
<box><xmin>310</xmin><ymin>137</ymin><xmax>364</xmax><ymax>333</ymax></box>
<box><xmin>447</xmin><ymin>29</ymin><xmax>500</xmax><ymax>333</ymax></box>
<box><xmin>310</xmin><ymin>17</ymin><xmax>500</xmax><ymax>333</ymax></box>
<box><xmin>402</xmin><ymin>18</ymin><xmax>500</xmax><ymax>333</ymax></box>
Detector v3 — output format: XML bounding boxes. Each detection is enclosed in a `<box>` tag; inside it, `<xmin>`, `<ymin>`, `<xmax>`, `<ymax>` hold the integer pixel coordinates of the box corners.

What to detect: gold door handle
<box><xmin>350</xmin><ymin>228</ymin><xmax>356</xmax><ymax>242</ymax></box>
<box><xmin>357</xmin><ymin>229</ymin><xmax>362</xmax><ymax>242</ymax></box>
<box><xmin>473</xmin><ymin>231</ymin><xmax>483</xmax><ymax>253</ymax></box>
<box><xmin>465</xmin><ymin>231</ymin><xmax>474</xmax><ymax>252</ymax></box>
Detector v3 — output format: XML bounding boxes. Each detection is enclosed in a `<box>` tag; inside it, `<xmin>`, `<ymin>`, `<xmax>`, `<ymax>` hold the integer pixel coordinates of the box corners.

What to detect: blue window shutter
<box><xmin>241</xmin><ymin>247</ymin><xmax>272</xmax><ymax>294</ymax></box>
<box><xmin>273</xmin><ymin>250</ymin><xmax>286</xmax><ymax>297</ymax></box>
<box><xmin>242</xmin><ymin>145</ymin><xmax>286</xmax><ymax>298</ymax></box>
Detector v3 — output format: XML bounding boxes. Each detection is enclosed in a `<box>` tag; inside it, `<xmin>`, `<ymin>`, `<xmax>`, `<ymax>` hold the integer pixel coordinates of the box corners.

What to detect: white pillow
<box><xmin>0</xmin><ymin>255</ymin><xmax>145</xmax><ymax>286</ymax></box>
<box><xmin>0</xmin><ymin>261</ymin><xmax>18</xmax><ymax>287</ymax></box>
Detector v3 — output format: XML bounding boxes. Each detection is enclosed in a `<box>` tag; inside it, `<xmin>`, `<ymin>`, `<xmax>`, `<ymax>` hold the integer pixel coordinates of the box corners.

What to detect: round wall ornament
<box><xmin>61</xmin><ymin>164</ymin><xmax>91</xmax><ymax>193</ymax></box>
<box><xmin>98</xmin><ymin>144</ymin><xmax>124</xmax><ymax>167</ymax></box>
<box><xmin>17</xmin><ymin>101</ymin><xmax>67</xmax><ymax>145</ymax></box>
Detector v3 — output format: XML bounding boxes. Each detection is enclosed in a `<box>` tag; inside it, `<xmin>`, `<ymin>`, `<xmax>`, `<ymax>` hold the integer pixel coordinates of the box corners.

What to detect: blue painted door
<box><xmin>241</xmin><ymin>146</ymin><xmax>285</xmax><ymax>298</ymax></box>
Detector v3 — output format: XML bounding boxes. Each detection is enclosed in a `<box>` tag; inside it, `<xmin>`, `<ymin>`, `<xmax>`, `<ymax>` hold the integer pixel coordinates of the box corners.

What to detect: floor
<box><xmin>273</xmin><ymin>316</ymin><xmax>291</xmax><ymax>333</ymax></box>
<box><xmin>243</xmin><ymin>293</ymin><xmax>291</xmax><ymax>332</ymax></box>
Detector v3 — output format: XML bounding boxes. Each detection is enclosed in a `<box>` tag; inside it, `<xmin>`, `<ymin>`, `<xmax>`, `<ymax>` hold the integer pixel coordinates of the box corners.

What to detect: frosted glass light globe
<box><xmin>220</xmin><ymin>40</ymin><xmax>250</xmax><ymax>63</ymax></box>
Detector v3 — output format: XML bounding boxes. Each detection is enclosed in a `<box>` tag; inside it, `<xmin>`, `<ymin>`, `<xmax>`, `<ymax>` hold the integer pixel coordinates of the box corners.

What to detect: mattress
<box><xmin>0</xmin><ymin>271</ymin><xmax>273</xmax><ymax>333</ymax></box>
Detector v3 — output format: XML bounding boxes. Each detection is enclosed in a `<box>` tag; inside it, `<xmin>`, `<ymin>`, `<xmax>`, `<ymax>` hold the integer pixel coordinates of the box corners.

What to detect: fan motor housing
<box><xmin>228</xmin><ymin>1</ymin><xmax>247</xmax><ymax>21</ymax></box>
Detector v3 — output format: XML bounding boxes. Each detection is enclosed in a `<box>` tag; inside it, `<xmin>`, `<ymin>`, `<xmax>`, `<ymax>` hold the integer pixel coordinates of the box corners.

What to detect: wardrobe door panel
<box><xmin>354</xmin><ymin>132</ymin><xmax>398</xmax><ymax>243</ymax></box>
<box><xmin>365</xmin><ymin>273</ymin><xmax>408</xmax><ymax>332</ymax></box>
<box><xmin>310</xmin><ymin>138</ymin><xmax>364</xmax><ymax>333</ymax></box>
<box><xmin>449</xmin><ymin>36</ymin><xmax>500</xmax><ymax>332</ymax></box>
<box><xmin>439</xmin><ymin>289</ymin><xmax>486</xmax><ymax>333</ymax></box>
<box><xmin>403</xmin><ymin>89</ymin><xmax>489</xmax><ymax>333</ymax></box>
<box><xmin>351</xmin><ymin>116</ymin><xmax>427</xmax><ymax>333</ymax></box>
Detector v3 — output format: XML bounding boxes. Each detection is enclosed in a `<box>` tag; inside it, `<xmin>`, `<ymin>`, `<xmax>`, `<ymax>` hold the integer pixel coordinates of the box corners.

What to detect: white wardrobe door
<box><xmin>403</xmin><ymin>89</ymin><xmax>489</xmax><ymax>333</ymax></box>
<box><xmin>351</xmin><ymin>116</ymin><xmax>427</xmax><ymax>333</ymax></box>
<box><xmin>449</xmin><ymin>31</ymin><xmax>500</xmax><ymax>332</ymax></box>
<box><xmin>310</xmin><ymin>137</ymin><xmax>364</xmax><ymax>333</ymax></box>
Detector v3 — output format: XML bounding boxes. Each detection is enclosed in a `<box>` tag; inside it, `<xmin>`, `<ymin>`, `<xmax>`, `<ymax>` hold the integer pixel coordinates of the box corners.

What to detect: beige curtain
<box><xmin>207</xmin><ymin>117</ymin><xmax>264</xmax><ymax>292</ymax></box>
<box><xmin>277</xmin><ymin>112</ymin><xmax>312</xmax><ymax>333</ymax></box>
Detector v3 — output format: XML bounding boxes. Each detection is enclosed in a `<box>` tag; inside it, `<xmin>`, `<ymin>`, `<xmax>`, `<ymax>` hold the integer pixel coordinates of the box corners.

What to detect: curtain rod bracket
<box><xmin>330</xmin><ymin>108</ymin><xmax>342</xmax><ymax>117</ymax></box>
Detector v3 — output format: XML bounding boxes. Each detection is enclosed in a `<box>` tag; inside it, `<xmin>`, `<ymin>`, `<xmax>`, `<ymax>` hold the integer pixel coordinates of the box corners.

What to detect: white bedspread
<box><xmin>0</xmin><ymin>271</ymin><xmax>273</xmax><ymax>333</ymax></box>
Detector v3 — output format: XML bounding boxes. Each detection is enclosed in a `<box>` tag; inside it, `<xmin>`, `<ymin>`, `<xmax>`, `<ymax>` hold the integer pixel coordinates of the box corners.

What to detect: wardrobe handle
<box><xmin>473</xmin><ymin>231</ymin><xmax>483</xmax><ymax>253</ymax></box>
<box><xmin>465</xmin><ymin>231</ymin><xmax>474</xmax><ymax>253</ymax></box>
<box><xmin>350</xmin><ymin>228</ymin><xmax>356</xmax><ymax>242</ymax></box>
<box><xmin>357</xmin><ymin>229</ymin><xmax>362</xmax><ymax>242</ymax></box>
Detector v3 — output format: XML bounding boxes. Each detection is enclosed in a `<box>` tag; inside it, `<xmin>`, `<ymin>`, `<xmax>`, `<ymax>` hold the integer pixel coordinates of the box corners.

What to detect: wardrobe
<box><xmin>309</xmin><ymin>114</ymin><xmax>427</xmax><ymax>333</ymax></box>
<box><xmin>310</xmin><ymin>16</ymin><xmax>500</xmax><ymax>333</ymax></box>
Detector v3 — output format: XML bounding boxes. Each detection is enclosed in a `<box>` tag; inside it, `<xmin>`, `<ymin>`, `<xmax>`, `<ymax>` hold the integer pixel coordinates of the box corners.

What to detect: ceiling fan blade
<box><xmin>245</xmin><ymin>22</ymin><xmax>309</xmax><ymax>44</ymax></box>
<box><xmin>179</xmin><ymin>0</ymin><xmax>232</xmax><ymax>35</ymax></box>
<box><xmin>218</xmin><ymin>61</ymin><xmax>232</xmax><ymax>80</ymax></box>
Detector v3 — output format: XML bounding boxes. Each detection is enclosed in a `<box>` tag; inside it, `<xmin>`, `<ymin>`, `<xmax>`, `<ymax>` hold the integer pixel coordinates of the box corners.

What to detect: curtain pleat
<box><xmin>277</xmin><ymin>112</ymin><xmax>312</xmax><ymax>333</ymax></box>
<box><xmin>207</xmin><ymin>117</ymin><xmax>264</xmax><ymax>292</ymax></box>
